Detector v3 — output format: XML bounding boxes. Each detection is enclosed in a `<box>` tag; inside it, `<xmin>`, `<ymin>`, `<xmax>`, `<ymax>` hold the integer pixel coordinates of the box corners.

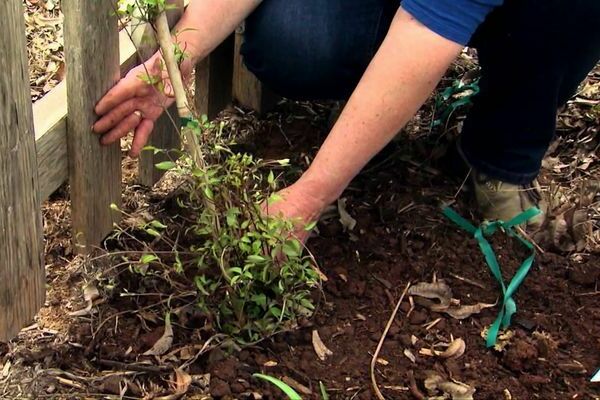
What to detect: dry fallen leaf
<box><xmin>156</xmin><ymin>369</ymin><xmax>192</xmax><ymax>400</ymax></box>
<box><xmin>68</xmin><ymin>283</ymin><xmax>100</xmax><ymax>317</ymax></box>
<box><xmin>420</xmin><ymin>338</ymin><xmax>465</xmax><ymax>359</ymax></box>
<box><xmin>439</xmin><ymin>338</ymin><xmax>466</xmax><ymax>359</ymax></box>
<box><xmin>444</xmin><ymin>302</ymin><xmax>496</xmax><ymax>320</ymax></box>
<box><xmin>408</xmin><ymin>281</ymin><xmax>452</xmax><ymax>311</ymax></box>
<box><xmin>144</xmin><ymin>313</ymin><xmax>174</xmax><ymax>356</ymax></box>
<box><xmin>424</xmin><ymin>371</ymin><xmax>475</xmax><ymax>400</ymax></box>
<box><xmin>337</xmin><ymin>198</ymin><xmax>357</xmax><ymax>231</ymax></box>
<box><xmin>312</xmin><ymin>330</ymin><xmax>333</xmax><ymax>361</ymax></box>
<box><xmin>403</xmin><ymin>348</ymin><xmax>416</xmax><ymax>363</ymax></box>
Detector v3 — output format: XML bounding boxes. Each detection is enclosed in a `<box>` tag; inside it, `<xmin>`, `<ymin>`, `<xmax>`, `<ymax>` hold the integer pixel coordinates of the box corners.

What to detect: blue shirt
<box><xmin>402</xmin><ymin>0</ymin><xmax>504</xmax><ymax>45</ymax></box>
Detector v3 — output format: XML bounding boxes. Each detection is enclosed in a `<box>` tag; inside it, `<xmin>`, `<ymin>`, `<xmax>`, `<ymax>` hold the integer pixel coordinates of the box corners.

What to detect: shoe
<box><xmin>472</xmin><ymin>171</ymin><xmax>547</xmax><ymax>231</ymax></box>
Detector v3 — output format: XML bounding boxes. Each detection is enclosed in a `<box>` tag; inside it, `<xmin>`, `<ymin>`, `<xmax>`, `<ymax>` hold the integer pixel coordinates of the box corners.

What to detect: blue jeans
<box><xmin>242</xmin><ymin>0</ymin><xmax>600</xmax><ymax>184</ymax></box>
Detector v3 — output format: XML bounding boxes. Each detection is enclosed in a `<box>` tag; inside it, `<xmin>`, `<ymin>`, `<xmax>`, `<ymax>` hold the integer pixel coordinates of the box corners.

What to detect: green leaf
<box><xmin>269</xmin><ymin>306</ymin><xmax>282</xmax><ymax>318</ymax></box>
<box><xmin>146</xmin><ymin>228</ymin><xmax>161</xmax><ymax>237</ymax></box>
<box><xmin>277</xmin><ymin>159</ymin><xmax>290</xmax><ymax>166</ymax></box>
<box><xmin>226</xmin><ymin>207</ymin><xmax>240</xmax><ymax>227</ymax></box>
<box><xmin>319</xmin><ymin>381</ymin><xmax>329</xmax><ymax>400</ymax></box>
<box><xmin>203</xmin><ymin>187</ymin><xmax>214</xmax><ymax>200</ymax></box>
<box><xmin>227</xmin><ymin>267</ymin><xmax>243</xmax><ymax>276</ymax></box>
<box><xmin>267</xmin><ymin>171</ymin><xmax>275</xmax><ymax>185</ymax></box>
<box><xmin>155</xmin><ymin>161</ymin><xmax>177</xmax><ymax>170</ymax></box>
<box><xmin>150</xmin><ymin>220</ymin><xmax>167</xmax><ymax>229</ymax></box>
<box><xmin>282</xmin><ymin>240</ymin><xmax>301</xmax><ymax>258</ymax></box>
<box><xmin>304</xmin><ymin>221</ymin><xmax>317</xmax><ymax>231</ymax></box>
<box><xmin>247</xmin><ymin>254</ymin><xmax>266</xmax><ymax>264</ymax></box>
<box><xmin>140</xmin><ymin>254</ymin><xmax>158</xmax><ymax>264</ymax></box>
<box><xmin>253</xmin><ymin>374</ymin><xmax>301</xmax><ymax>400</ymax></box>
<box><xmin>251</xmin><ymin>293</ymin><xmax>267</xmax><ymax>307</ymax></box>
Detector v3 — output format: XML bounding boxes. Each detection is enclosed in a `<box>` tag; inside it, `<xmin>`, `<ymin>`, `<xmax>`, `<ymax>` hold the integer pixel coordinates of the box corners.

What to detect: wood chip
<box><xmin>282</xmin><ymin>376</ymin><xmax>312</xmax><ymax>396</ymax></box>
<box><xmin>403</xmin><ymin>349</ymin><xmax>416</xmax><ymax>363</ymax></box>
<box><xmin>312</xmin><ymin>330</ymin><xmax>333</xmax><ymax>361</ymax></box>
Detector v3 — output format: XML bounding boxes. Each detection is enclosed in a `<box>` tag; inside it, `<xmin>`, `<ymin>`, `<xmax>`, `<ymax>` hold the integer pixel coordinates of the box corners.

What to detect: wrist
<box><xmin>295</xmin><ymin>168</ymin><xmax>346</xmax><ymax>207</ymax></box>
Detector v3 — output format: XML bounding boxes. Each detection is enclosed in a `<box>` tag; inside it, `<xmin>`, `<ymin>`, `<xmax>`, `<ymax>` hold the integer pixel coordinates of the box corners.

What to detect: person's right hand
<box><xmin>93</xmin><ymin>56</ymin><xmax>175</xmax><ymax>157</ymax></box>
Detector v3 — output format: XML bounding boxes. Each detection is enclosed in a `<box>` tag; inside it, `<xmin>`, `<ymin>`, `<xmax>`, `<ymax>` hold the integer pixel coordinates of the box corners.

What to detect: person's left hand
<box><xmin>264</xmin><ymin>180</ymin><xmax>329</xmax><ymax>245</ymax></box>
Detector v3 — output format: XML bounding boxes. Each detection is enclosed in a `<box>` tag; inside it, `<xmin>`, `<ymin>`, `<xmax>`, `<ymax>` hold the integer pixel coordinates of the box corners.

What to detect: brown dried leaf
<box><xmin>312</xmin><ymin>330</ymin><xmax>333</xmax><ymax>361</ymax></box>
<box><xmin>424</xmin><ymin>371</ymin><xmax>475</xmax><ymax>400</ymax></box>
<box><xmin>438</xmin><ymin>338</ymin><xmax>466</xmax><ymax>359</ymax></box>
<box><xmin>68</xmin><ymin>283</ymin><xmax>100</xmax><ymax>317</ymax></box>
<box><xmin>143</xmin><ymin>314</ymin><xmax>174</xmax><ymax>356</ymax></box>
<box><xmin>403</xmin><ymin>348</ymin><xmax>416</xmax><ymax>363</ymax></box>
<box><xmin>444</xmin><ymin>302</ymin><xmax>496</xmax><ymax>320</ymax></box>
<box><xmin>408</xmin><ymin>281</ymin><xmax>452</xmax><ymax>311</ymax></box>
<box><xmin>156</xmin><ymin>369</ymin><xmax>192</xmax><ymax>400</ymax></box>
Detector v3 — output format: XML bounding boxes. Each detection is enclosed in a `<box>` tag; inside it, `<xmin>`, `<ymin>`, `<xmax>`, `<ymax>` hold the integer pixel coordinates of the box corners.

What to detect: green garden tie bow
<box><xmin>443</xmin><ymin>206</ymin><xmax>541</xmax><ymax>348</ymax></box>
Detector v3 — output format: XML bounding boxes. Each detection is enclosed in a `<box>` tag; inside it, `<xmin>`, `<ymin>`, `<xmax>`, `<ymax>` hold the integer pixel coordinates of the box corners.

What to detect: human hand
<box><xmin>264</xmin><ymin>180</ymin><xmax>329</xmax><ymax>245</ymax></box>
<box><xmin>93</xmin><ymin>56</ymin><xmax>175</xmax><ymax>157</ymax></box>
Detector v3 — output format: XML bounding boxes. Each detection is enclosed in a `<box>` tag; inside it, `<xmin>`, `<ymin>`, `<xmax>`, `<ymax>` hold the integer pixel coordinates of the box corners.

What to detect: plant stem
<box><xmin>154</xmin><ymin>9</ymin><xmax>222</xmax><ymax>245</ymax></box>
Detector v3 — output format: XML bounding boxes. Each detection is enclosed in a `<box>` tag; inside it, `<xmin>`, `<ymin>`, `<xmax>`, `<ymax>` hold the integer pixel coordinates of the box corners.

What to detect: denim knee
<box><xmin>241</xmin><ymin>0</ymin><xmax>395</xmax><ymax>100</ymax></box>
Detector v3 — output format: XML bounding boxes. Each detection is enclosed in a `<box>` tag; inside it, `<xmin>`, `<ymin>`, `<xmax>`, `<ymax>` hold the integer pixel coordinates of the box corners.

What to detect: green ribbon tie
<box><xmin>442</xmin><ymin>206</ymin><xmax>541</xmax><ymax>348</ymax></box>
<box><xmin>180</xmin><ymin>116</ymin><xmax>197</xmax><ymax>129</ymax></box>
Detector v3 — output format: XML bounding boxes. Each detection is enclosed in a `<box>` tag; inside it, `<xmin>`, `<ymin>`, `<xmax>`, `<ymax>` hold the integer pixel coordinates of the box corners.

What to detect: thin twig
<box><xmin>97</xmin><ymin>359</ymin><xmax>172</xmax><ymax>374</ymax></box>
<box><xmin>370</xmin><ymin>282</ymin><xmax>411</xmax><ymax>400</ymax></box>
<box><xmin>447</xmin><ymin>272</ymin><xmax>486</xmax><ymax>290</ymax></box>
<box><xmin>407</xmin><ymin>370</ymin><xmax>425</xmax><ymax>400</ymax></box>
<box><xmin>515</xmin><ymin>226</ymin><xmax>546</xmax><ymax>254</ymax></box>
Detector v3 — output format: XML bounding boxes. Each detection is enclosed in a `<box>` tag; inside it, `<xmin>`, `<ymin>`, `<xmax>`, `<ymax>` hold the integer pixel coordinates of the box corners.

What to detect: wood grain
<box><xmin>195</xmin><ymin>35</ymin><xmax>235</xmax><ymax>120</ymax></box>
<box><xmin>0</xmin><ymin>0</ymin><xmax>45</xmax><ymax>341</ymax></box>
<box><xmin>232</xmin><ymin>26</ymin><xmax>277</xmax><ymax>113</ymax></box>
<box><xmin>33</xmin><ymin>29</ymin><xmax>142</xmax><ymax>201</ymax></box>
<box><xmin>63</xmin><ymin>0</ymin><xmax>122</xmax><ymax>252</ymax></box>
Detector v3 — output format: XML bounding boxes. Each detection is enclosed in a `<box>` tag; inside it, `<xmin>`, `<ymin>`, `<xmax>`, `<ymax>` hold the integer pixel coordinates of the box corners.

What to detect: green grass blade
<box><xmin>319</xmin><ymin>381</ymin><xmax>329</xmax><ymax>400</ymax></box>
<box><xmin>253</xmin><ymin>373</ymin><xmax>302</xmax><ymax>400</ymax></box>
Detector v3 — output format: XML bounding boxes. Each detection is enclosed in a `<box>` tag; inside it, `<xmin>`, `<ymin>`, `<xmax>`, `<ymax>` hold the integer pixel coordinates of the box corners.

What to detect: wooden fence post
<box><xmin>64</xmin><ymin>0</ymin><xmax>122</xmax><ymax>252</ymax></box>
<box><xmin>195</xmin><ymin>35</ymin><xmax>235</xmax><ymax>120</ymax></box>
<box><xmin>0</xmin><ymin>0</ymin><xmax>45</xmax><ymax>341</ymax></box>
<box><xmin>232</xmin><ymin>25</ymin><xmax>277</xmax><ymax>113</ymax></box>
<box><xmin>135</xmin><ymin>0</ymin><xmax>183</xmax><ymax>186</ymax></box>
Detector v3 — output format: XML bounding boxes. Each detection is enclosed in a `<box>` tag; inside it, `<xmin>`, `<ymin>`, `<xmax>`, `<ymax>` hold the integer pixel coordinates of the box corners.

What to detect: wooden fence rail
<box><xmin>1</xmin><ymin>0</ymin><xmax>266</xmax><ymax>340</ymax></box>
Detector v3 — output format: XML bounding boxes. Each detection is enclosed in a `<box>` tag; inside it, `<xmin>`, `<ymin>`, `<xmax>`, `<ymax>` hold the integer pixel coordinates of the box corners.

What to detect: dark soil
<box><xmin>6</xmin><ymin>98</ymin><xmax>597</xmax><ymax>400</ymax></box>
<box><xmin>3</xmin><ymin>58</ymin><xmax>599</xmax><ymax>398</ymax></box>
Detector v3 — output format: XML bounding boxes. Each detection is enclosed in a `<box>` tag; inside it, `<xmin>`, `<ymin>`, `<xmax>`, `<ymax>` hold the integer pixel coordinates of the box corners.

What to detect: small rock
<box><xmin>568</xmin><ymin>263</ymin><xmax>599</xmax><ymax>286</ymax></box>
<box><xmin>231</xmin><ymin>382</ymin><xmax>245</xmax><ymax>393</ymax></box>
<box><xmin>409</xmin><ymin>310</ymin><xmax>428</xmax><ymax>325</ymax></box>
<box><xmin>211</xmin><ymin>378</ymin><xmax>232</xmax><ymax>398</ymax></box>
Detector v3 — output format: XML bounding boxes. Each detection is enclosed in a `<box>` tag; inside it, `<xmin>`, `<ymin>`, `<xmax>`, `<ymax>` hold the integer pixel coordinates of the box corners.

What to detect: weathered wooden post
<box><xmin>63</xmin><ymin>0</ymin><xmax>122</xmax><ymax>252</ymax></box>
<box><xmin>195</xmin><ymin>35</ymin><xmax>235</xmax><ymax>119</ymax></box>
<box><xmin>232</xmin><ymin>24</ymin><xmax>277</xmax><ymax>113</ymax></box>
<box><xmin>0</xmin><ymin>0</ymin><xmax>45</xmax><ymax>341</ymax></box>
